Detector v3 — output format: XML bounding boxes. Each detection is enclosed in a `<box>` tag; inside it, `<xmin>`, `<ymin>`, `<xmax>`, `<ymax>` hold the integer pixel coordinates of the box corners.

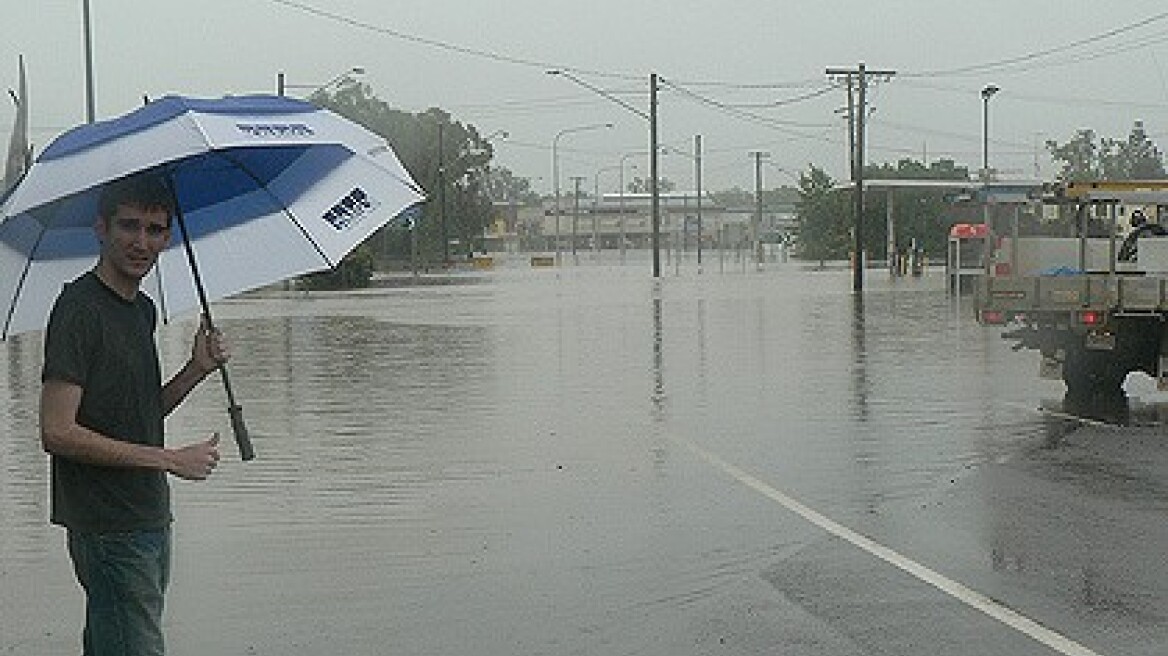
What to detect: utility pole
<box><xmin>437</xmin><ymin>121</ymin><xmax>448</xmax><ymax>267</ymax></box>
<box><xmin>546</xmin><ymin>68</ymin><xmax>657</xmax><ymax>277</ymax></box>
<box><xmin>826</xmin><ymin>62</ymin><xmax>895</xmax><ymax>293</ymax></box>
<box><xmin>750</xmin><ymin>150</ymin><xmax>770</xmax><ymax>268</ymax></box>
<box><xmin>650</xmin><ymin>73</ymin><xmax>661</xmax><ymax>278</ymax></box>
<box><xmin>571</xmin><ymin>176</ymin><xmax>585</xmax><ymax>262</ymax></box>
<box><xmin>695</xmin><ymin>134</ymin><xmax>703</xmax><ymax>268</ymax></box>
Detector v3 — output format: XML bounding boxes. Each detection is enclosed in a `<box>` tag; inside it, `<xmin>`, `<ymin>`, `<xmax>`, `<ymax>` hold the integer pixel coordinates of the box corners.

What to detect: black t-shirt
<box><xmin>41</xmin><ymin>271</ymin><xmax>171</xmax><ymax>532</ymax></box>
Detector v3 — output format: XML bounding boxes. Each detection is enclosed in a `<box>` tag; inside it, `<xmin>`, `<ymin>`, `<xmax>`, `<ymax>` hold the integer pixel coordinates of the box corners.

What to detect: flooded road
<box><xmin>3</xmin><ymin>261</ymin><xmax>1167</xmax><ymax>655</ymax></box>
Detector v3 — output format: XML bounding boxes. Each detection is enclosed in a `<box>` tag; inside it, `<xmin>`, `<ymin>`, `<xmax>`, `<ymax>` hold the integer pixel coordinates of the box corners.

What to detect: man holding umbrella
<box><xmin>0</xmin><ymin>93</ymin><xmax>424</xmax><ymax>652</ymax></box>
<box><xmin>39</xmin><ymin>172</ymin><xmax>226</xmax><ymax>655</ymax></box>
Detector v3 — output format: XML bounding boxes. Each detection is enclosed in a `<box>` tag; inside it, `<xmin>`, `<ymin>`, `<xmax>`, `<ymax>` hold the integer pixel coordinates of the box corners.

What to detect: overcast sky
<box><xmin>3</xmin><ymin>1</ymin><xmax>1168</xmax><ymax>193</ymax></box>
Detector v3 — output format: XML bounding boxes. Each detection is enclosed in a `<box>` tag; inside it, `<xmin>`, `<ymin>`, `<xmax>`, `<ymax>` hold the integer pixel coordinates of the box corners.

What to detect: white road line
<box><xmin>672</xmin><ymin>435</ymin><xmax>1105</xmax><ymax>656</ymax></box>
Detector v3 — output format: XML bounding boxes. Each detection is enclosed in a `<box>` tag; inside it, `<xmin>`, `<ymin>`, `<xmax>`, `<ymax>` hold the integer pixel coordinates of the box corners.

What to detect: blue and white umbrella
<box><xmin>0</xmin><ymin>94</ymin><xmax>426</xmax><ymax>458</ymax></box>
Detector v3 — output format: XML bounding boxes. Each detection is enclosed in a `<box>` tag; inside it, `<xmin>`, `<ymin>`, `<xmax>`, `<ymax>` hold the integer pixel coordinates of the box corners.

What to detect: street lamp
<box><xmin>661</xmin><ymin>137</ymin><xmax>704</xmax><ymax>267</ymax></box>
<box><xmin>82</xmin><ymin>0</ymin><xmax>95</xmax><ymax>123</ymax></box>
<box><xmin>980</xmin><ymin>84</ymin><xmax>1001</xmax><ymax>272</ymax></box>
<box><xmin>277</xmin><ymin>66</ymin><xmax>365</xmax><ymax>97</ymax></box>
<box><xmin>593</xmin><ymin>165</ymin><xmax>623</xmax><ymax>258</ymax></box>
<box><xmin>552</xmin><ymin>122</ymin><xmax>613</xmax><ymax>265</ymax></box>
<box><xmin>763</xmin><ymin>162</ymin><xmax>801</xmax><ymax>265</ymax></box>
<box><xmin>618</xmin><ymin>152</ymin><xmax>646</xmax><ymax>263</ymax></box>
<box><xmin>981</xmin><ymin>84</ymin><xmax>1000</xmax><ymax>180</ymax></box>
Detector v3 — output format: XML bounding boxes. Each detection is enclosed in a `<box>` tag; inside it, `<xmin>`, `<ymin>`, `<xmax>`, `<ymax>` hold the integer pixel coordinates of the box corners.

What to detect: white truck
<box><xmin>973</xmin><ymin>181</ymin><xmax>1168</xmax><ymax>414</ymax></box>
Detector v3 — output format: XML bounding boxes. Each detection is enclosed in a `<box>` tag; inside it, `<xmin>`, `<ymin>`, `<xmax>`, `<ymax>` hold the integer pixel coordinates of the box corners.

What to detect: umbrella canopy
<box><xmin>0</xmin><ymin>93</ymin><xmax>426</xmax><ymax>338</ymax></box>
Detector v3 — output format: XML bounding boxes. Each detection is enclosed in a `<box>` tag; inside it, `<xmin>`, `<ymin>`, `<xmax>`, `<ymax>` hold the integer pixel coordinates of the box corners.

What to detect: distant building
<box><xmin>482</xmin><ymin>191</ymin><xmax>795</xmax><ymax>253</ymax></box>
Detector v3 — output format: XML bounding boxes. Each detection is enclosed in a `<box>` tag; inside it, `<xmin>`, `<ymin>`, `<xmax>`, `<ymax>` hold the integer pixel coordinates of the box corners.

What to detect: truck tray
<box><xmin>976</xmin><ymin>274</ymin><xmax>1168</xmax><ymax>315</ymax></box>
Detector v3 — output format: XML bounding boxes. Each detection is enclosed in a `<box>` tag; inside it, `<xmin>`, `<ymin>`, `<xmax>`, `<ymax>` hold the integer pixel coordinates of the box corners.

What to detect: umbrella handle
<box><xmin>218</xmin><ymin>365</ymin><xmax>255</xmax><ymax>461</ymax></box>
<box><xmin>227</xmin><ymin>403</ymin><xmax>254</xmax><ymax>461</ymax></box>
<box><xmin>167</xmin><ymin>179</ymin><xmax>255</xmax><ymax>462</ymax></box>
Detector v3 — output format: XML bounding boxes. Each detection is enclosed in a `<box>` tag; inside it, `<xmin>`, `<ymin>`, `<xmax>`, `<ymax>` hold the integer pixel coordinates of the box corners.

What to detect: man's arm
<box><xmin>161</xmin><ymin>315</ymin><xmax>227</xmax><ymax>416</ymax></box>
<box><xmin>160</xmin><ymin>359</ymin><xmax>214</xmax><ymax>416</ymax></box>
<box><xmin>41</xmin><ymin>379</ymin><xmax>219</xmax><ymax>480</ymax></box>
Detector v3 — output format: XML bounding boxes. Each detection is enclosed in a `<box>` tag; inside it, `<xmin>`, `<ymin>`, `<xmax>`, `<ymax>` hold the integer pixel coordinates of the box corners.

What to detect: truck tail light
<box><xmin>980</xmin><ymin>310</ymin><xmax>1007</xmax><ymax>325</ymax></box>
<box><xmin>1078</xmin><ymin>310</ymin><xmax>1104</xmax><ymax>326</ymax></box>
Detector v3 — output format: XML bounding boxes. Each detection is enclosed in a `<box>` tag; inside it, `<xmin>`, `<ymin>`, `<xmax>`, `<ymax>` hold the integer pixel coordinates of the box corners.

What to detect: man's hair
<box><xmin>98</xmin><ymin>172</ymin><xmax>175</xmax><ymax>223</ymax></box>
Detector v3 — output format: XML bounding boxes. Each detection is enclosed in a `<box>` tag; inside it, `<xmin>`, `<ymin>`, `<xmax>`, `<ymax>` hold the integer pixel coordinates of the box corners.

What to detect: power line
<box><xmin>903</xmin><ymin>10</ymin><xmax>1168</xmax><ymax>78</ymax></box>
<box><xmin>655</xmin><ymin>77</ymin><xmax>830</xmax><ymax>90</ymax></box>
<box><xmin>658</xmin><ymin>77</ymin><xmax>838</xmax><ymax>140</ymax></box>
<box><xmin>263</xmin><ymin>0</ymin><xmax>641</xmax><ymax>80</ymax></box>
<box><xmin>722</xmin><ymin>85</ymin><xmax>840</xmax><ymax>109</ymax></box>
<box><xmin>258</xmin><ymin>0</ymin><xmax>869</xmax><ymax>93</ymax></box>
<box><xmin>265</xmin><ymin>0</ymin><xmax>1168</xmax><ymax>108</ymax></box>
<box><xmin>897</xmin><ymin>78</ymin><xmax>1168</xmax><ymax>112</ymax></box>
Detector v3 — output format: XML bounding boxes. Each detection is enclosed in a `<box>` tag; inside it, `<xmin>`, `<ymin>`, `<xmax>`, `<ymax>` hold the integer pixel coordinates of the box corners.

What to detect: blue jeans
<box><xmin>67</xmin><ymin>528</ymin><xmax>172</xmax><ymax>656</ymax></box>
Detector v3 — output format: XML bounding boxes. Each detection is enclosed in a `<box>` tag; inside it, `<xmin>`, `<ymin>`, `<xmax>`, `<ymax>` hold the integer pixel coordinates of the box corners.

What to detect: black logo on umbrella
<box><xmin>323</xmin><ymin>187</ymin><xmax>378</xmax><ymax>231</ymax></box>
<box><xmin>235</xmin><ymin>123</ymin><xmax>315</xmax><ymax>138</ymax></box>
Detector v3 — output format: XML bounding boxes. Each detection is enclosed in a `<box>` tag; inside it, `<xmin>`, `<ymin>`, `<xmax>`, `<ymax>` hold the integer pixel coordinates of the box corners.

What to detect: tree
<box><xmin>311</xmin><ymin>81</ymin><xmax>500</xmax><ymax>268</ymax></box>
<box><xmin>1047</xmin><ymin>122</ymin><xmax>1166</xmax><ymax>181</ymax></box>
<box><xmin>793</xmin><ymin>158</ymin><xmax>969</xmax><ymax>263</ymax></box>
<box><xmin>1046</xmin><ymin>129</ymin><xmax>1100</xmax><ymax>181</ymax></box>
<box><xmin>794</xmin><ymin>166</ymin><xmax>851</xmax><ymax>264</ymax></box>
<box><xmin>299</xmin><ymin>243</ymin><xmax>375</xmax><ymax>290</ymax></box>
<box><xmin>486</xmin><ymin>166</ymin><xmax>540</xmax><ymax>205</ymax></box>
<box><xmin>1103</xmin><ymin>120</ymin><xmax>1166</xmax><ymax>180</ymax></box>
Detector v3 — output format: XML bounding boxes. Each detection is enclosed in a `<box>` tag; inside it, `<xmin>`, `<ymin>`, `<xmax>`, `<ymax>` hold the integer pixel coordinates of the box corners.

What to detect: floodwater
<box><xmin>3</xmin><ymin>258</ymin><xmax>1168</xmax><ymax>655</ymax></box>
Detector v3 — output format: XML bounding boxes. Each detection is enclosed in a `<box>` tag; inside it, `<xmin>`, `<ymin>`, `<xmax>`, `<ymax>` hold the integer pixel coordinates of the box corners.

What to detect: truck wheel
<box><xmin>1061</xmin><ymin>344</ymin><xmax>1127</xmax><ymax>400</ymax></box>
<box><xmin>1061</xmin><ymin>344</ymin><xmax>1129</xmax><ymax>421</ymax></box>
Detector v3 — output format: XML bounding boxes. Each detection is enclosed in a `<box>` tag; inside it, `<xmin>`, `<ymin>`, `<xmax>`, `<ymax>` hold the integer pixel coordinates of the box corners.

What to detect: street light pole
<box><xmin>593</xmin><ymin>165</ymin><xmax>621</xmax><ymax>258</ymax></box>
<box><xmin>659</xmin><ymin>139</ymin><xmax>705</xmax><ymax>270</ymax></box>
<box><xmin>618</xmin><ymin>153</ymin><xmax>643</xmax><ymax>264</ymax></box>
<box><xmin>82</xmin><ymin>0</ymin><xmax>95</xmax><ymax>123</ymax></box>
<box><xmin>547</xmin><ymin>68</ymin><xmax>659</xmax><ymax>276</ymax></box>
<box><xmin>981</xmin><ymin>84</ymin><xmax>1000</xmax><ymax>180</ymax></box>
<box><xmin>980</xmin><ymin>84</ymin><xmax>1001</xmax><ymax>264</ymax></box>
<box><xmin>552</xmin><ymin>122</ymin><xmax>613</xmax><ymax>266</ymax></box>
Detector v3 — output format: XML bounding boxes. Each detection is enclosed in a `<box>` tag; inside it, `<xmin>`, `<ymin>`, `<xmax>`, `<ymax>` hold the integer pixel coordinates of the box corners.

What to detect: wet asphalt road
<box><xmin>2</xmin><ymin>260</ymin><xmax>1167</xmax><ymax>654</ymax></box>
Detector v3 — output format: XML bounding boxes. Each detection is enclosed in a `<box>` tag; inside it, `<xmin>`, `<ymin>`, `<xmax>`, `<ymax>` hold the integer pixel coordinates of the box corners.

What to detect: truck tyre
<box><xmin>1061</xmin><ymin>343</ymin><xmax>1127</xmax><ymax>410</ymax></box>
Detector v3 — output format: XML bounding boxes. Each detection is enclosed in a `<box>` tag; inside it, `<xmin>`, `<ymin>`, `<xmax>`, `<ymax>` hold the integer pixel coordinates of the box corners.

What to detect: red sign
<box><xmin>949</xmin><ymin>223</ymin><xmax>988</xmax><ymax>239</ymax></box>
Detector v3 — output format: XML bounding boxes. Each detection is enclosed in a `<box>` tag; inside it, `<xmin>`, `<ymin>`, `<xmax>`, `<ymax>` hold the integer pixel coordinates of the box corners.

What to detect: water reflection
<box><xmin>651</xmin><ymin>290</ymin><xmax>666</xmax><ymax>420</ymax></box>
<box><xmin>161</xmin><ymin>311</ymin><xmax>497</xmax><ymax>525</ymax></box>
<box><xmin>1</xmin><ymin>332</ymin><xmax>51</xmax><ymax>561</ymax></box>
<box><xmin>850</xmin><ymin>293</ymin><xmax>870</xmax><ymax>421</ymax></box>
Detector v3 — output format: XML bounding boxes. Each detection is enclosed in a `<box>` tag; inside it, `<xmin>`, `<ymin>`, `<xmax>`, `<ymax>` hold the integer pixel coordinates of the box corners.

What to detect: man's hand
<box><xmin>190</xmin><ymin>314</ymin><xmax>229</xmax><ymax>377</ymax></box>
<box><xmin>163</xmin><ymin>316</ymin><xmax>230</xmax><ymax>417</ymax></box>
<box><xmin>168</xmin><ymin>433</ymin><xmax>221</xmax><ymax>481</ymax></box>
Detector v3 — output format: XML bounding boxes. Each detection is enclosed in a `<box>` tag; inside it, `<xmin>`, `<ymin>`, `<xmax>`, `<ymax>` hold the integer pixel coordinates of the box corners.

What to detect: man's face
<box><xmin>95</xmin><ymin>203</ymin><xmax>171</xmax><ymax>282</ymax></box>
